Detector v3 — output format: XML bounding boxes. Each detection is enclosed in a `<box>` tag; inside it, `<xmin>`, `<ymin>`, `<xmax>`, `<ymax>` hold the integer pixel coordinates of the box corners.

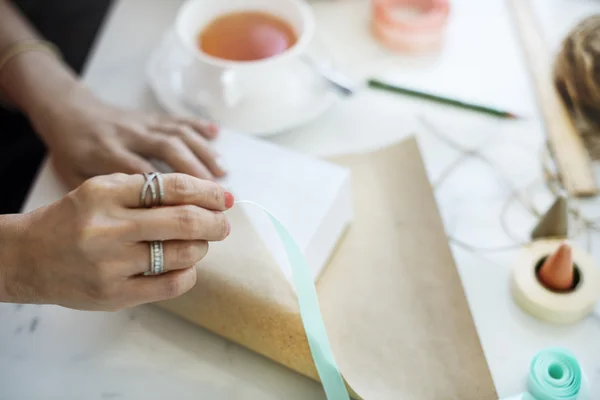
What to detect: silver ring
<box><xmin>145</xmin><ymin>241</ymin><xmax>164</xmax><ymax>275</ymax></box>
<box><xmin>155</xmin><ymin>173</ymin><xmax>164</xmax><ymax>206</ymax></box>
<box><xmin>140</xmin><ymin>172</ymin><xmax>163</xmax><ymax>208</ymax></box>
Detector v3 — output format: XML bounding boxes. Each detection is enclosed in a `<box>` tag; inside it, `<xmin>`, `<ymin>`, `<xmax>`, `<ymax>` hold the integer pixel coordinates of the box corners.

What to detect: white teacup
<box><xmin>174</xmin><ymin>0</ymin><xmax>317</xmax><ymax>124</ymax></box>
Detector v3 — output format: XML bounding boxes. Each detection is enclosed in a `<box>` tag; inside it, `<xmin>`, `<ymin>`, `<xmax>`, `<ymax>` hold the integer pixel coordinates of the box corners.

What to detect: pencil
<box><xmin>367</xmin><ymin>78</ymin><xmax>519</xmax><ymax>119</ymax></box>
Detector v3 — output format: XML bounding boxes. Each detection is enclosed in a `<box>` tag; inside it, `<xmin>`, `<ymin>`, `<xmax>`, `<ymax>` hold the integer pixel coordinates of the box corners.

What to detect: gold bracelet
<box><xmin>0</xmin><ymin>40</ymin><xmax>61</xmax><ymax>76</ymax></box>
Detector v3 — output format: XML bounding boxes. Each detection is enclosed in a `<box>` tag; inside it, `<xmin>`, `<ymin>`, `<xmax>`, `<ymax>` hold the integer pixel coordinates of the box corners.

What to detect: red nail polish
<box><xmin>225</xmin><ymin>191</ymin><xmax>234</xmax><ymax>208</ymax></box>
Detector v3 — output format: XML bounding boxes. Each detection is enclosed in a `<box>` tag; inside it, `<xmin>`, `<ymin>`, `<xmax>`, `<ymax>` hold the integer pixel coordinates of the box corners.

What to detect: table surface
<box><xmin>3</xmin><ymin>0</ymin><xmax>600</xmax><ymax>399</ymax></box>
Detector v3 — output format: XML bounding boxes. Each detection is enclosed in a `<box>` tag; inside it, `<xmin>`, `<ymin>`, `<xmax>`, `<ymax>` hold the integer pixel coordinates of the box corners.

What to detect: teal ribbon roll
<box><xmin>500</xmin><ymin>347</ymin><xmax>588</xmax><ymax>400</ymax></box>
<box><xmin>527</xmin><ymin>347</ymin><xmax>586</xmax><ymax>400</ymax></box>
<box><xmin>235</xmin><ymin>201</ymin><xmax>350</xmax><ymax>400</ymax></box>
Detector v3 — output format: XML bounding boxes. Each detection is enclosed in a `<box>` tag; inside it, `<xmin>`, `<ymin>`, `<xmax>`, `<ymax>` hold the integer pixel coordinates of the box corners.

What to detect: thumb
<box><xmin>51</xmin><ymin>156</ymin><xmax>84</xmax><ymax>189</ymax></box>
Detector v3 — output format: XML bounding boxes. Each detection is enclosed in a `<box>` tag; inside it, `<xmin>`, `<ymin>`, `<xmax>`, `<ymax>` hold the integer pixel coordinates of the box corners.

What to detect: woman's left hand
<box><xmin>31</xmin><ymin>85</ymin><xmax>227</xmax><ymax>188</ymax></box>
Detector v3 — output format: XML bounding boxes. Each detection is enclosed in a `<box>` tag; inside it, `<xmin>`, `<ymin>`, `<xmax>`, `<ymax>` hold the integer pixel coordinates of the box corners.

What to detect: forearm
<box><xmin>0</xmin><ymin>214</ymin><xmax>28</xmax><ymax>303</ymax></box>
<box><xmin>0</xmin><ymin>0</ymin><xmax>83</xmax><ymax>139</ymax></box>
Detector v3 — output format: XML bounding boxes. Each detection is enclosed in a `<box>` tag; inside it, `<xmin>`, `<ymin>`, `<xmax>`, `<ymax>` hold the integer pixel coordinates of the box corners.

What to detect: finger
<box><xmin>126</xmin><ymin>266</ymin><xmax>198</xmax><ymax>305</ymax></box>
<box><xmin>150</xmin><ymin>116</ymin><xmax>219</xmax><ymax>139</ymax></box>
<box><xmin>126</xmin><ymin>205</ymin><xmax>230</xmax><ymax>242</ymax></box>
<box><xmin>175</xmin><ymin>117</ymin><xmax>220</xmax><ymax>139</ymax></box>
<box><xmin>153</xmin><ymin>124</ymin><xmax>227</xmax><ymax>177</ymax></box>
<box><xmin>127</xmin><ymin>240</ymin><xmax>208</xmax><ymax>276</ymax></box>
<box><xmin>108</xmin><ymin>147</ymin><xmax>155</xmax><ymax>175</ymax></box>
<box><xmin>116</xmin><ymin>173</ymin><xmax>233</xmax><ymax>210</ymax></box>
<box><xmin>180</xmin><ymin>127</ymin><xmax>227</xmax><ymax>177</ymax></box>
<box><xmin>136</xmin><ymin>134</ymin><xmax>214</xmax><ymax>180</ymax></box>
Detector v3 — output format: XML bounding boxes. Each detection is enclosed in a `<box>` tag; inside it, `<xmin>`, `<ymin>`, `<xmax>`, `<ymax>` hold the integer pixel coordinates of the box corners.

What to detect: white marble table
<box><xmin>2</xmin><ymin>0</ymin><xmax>600</xmax><ymax>399</ymax></box>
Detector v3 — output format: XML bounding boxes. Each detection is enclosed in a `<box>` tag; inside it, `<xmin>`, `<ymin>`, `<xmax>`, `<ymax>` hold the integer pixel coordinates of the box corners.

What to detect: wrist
<box><xmin>0</xmin><ymin>214</ymin><xmax>30</xmax><ymax>303</ymax></box>
<box><xmin>1</xmin><ymin>50</ymin><xmax>83</xmax><ymax>141</ymax></box>
<box><xmin>1</xmin><ymin>49</ymin><xmax>76</xmax><ymax>106</ymax></box>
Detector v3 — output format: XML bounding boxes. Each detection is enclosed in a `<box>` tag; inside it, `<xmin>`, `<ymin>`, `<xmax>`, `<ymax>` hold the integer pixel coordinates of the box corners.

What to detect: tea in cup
<box><xmin>174</xmin><ymin>0</ymin><xmax>317</xmax><ymax>127</ymax></box>
<box><xmin>199</xmin><ymin>10</ymin><xmax>298</xmax><ymax>62</ymax></box>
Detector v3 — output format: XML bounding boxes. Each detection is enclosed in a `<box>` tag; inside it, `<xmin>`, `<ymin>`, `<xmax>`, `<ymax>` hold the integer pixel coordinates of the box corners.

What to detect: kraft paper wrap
<box><xmin>157</xmin><ymin>137</ymin><xmax>497</xmax><ymax>399</ymax></box>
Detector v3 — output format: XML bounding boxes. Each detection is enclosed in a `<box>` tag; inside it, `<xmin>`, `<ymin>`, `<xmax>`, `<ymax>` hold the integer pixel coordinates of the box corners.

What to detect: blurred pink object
<box><xmin>371</xmin><ymin>0</ymin><xmax>450</xmax><ymax>52</ymax></box>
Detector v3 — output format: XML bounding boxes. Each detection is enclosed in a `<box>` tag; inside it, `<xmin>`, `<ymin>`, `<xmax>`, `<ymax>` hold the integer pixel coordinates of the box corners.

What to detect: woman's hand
<box><xmin>2</xmin><ymin>173</ymin><xmax>233</xmax><ymax>311</ymax></box>
<box><xmin>0</xmin><ymin>0</ymin><xmax>225</xmax><ymax>188</ymax></box>
<box><xmin>31</xmin><ymin>85</ymin><xmax>227</xmax><ymax>188</ymax></box>
<box><xmin>0</xmin><ymin>2</ymin><xmax>223</xmax><ymax>188</ymax></box>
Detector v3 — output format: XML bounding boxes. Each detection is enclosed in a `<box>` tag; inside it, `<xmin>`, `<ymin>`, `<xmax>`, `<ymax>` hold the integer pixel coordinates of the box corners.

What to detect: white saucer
<box><xmin>146</xmin><ymin>29</ymin><xmax>340</xmax><ymax>137</ymax></box>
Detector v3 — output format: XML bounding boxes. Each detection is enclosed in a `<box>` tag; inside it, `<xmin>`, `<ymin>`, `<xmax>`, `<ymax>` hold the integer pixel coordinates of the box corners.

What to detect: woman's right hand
<box><xmin>3</xmin><ymin>173</ymin><xmax>233</xmax><ymax>311</ymax></box>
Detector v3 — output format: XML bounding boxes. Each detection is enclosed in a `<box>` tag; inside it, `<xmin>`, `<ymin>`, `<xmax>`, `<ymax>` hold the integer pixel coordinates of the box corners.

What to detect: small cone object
<box><xmin>537</xmin><ymin>242</ymin><xmax>574</xmax><ymax>291</ymax></box>
<box><xmin>531</xmin><ymin>195</ymin><xmax>568</xmax><ymax>240</ymax></box>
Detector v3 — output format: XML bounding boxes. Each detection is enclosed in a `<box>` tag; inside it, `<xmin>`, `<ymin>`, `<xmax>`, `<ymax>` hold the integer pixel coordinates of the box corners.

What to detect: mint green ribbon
<box><xmin>501</xmin><ymin>347</ymin><xmax>588</xmax><ymax>400</ymax></box>
<box><xmin>236</xmin><ymin>201</ymin><xmax>350</xmax><ymax>400</ymax></box>
<box><xmin>235</xmin><ymin>203</ymin><xmax>590</xmax><ymax>400</ymax></box>
<box><xmin>527</xmin><ymin>347</ymin><xmax>586</xmax><ymax>400</ymax></box>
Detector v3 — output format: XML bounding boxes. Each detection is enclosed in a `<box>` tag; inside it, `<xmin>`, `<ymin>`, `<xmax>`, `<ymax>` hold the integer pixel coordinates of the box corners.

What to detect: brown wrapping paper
<box><xmin>157</xmin><ymin>137</ymin><xmax>497</xmax><ymax>399</ymax></box>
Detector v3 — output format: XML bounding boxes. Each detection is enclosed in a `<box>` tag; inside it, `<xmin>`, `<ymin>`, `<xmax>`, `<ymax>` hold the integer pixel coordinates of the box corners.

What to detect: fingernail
<box><xmin>209</xmin><ymin>123</ymin><xmax>220</xmax><ymax>135</ymax></box>
<box><xmin>226</xmin><ymin>219</ymin><xmax>231</xmax><ymax>236</ymax></box>
<box><xmin>225</xmin><ymin>191</ymin><xmax>234</xmax><ymax>208</ymax></box>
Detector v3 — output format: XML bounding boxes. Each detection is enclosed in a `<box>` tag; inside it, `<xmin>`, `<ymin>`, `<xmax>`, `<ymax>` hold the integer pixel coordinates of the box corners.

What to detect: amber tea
<box><xmin>198</xmin><ymin>11</ymin><xmax>298</xmax><ymax>62</ymax></box>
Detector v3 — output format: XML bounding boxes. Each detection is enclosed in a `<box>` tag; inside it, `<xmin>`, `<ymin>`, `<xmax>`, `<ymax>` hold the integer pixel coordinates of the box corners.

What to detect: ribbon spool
<box><xmin>371</xmin><ymin>0</ymin><xmax>450</xmax><ymax>53</ymax></box>
<box><xmin>511</xmin><ymin>239</ymin><xmax>600</xmax><ymax>324</ymax></box>
<box><xmin>528</xmin><ymin>347</ymin><xmax>588</xmax><ymax>400</ymax></box>
<box><xmin>500</xmin><ymin>347</ymin><xmax>589</xmax><ymax>400</ymax></box>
